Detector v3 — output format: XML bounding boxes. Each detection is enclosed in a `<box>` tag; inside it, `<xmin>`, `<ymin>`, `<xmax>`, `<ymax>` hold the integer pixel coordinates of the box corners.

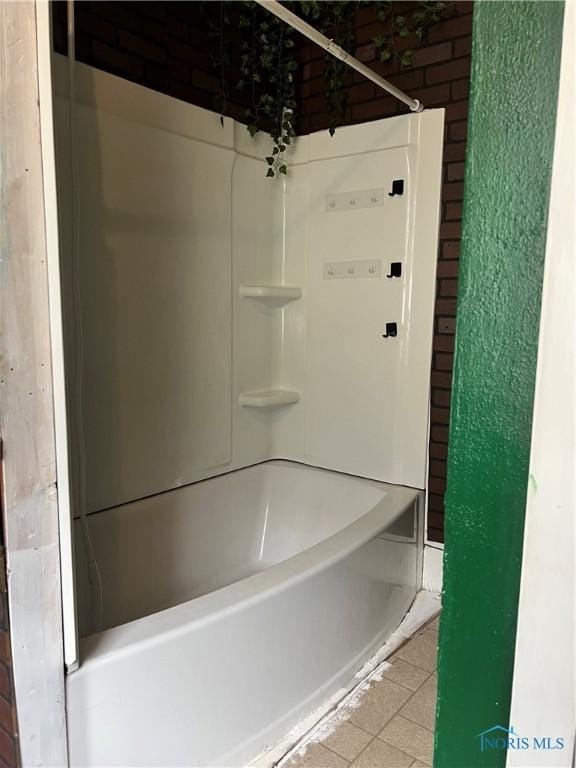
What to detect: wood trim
<box><xmin>0</xmin><ymin>1</ymin><xmax>68</xmax><ymax>764</ymax></box>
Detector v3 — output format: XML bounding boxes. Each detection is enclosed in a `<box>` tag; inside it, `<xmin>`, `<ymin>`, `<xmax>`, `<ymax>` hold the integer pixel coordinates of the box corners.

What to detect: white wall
<box><xmin>507</xmin><ymin>5</ymin><xmax>575</xmax><ymax>764</ymax></box>
<box><xmin>54</xmin><ymin>57</ymin><xmax>443</xmax><ymax>517</ymax></box>
<box><xmin>422</xmin><ymin>544</ymin><xmax>444</xmax><ymax>592</ymax></box>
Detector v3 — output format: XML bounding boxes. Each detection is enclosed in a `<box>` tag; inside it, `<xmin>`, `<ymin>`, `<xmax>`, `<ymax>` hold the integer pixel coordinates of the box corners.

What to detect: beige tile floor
<box><xmin>284</xmin><ymin>616</ymin><xmax>439</xmax><ymax>768</ymax></box>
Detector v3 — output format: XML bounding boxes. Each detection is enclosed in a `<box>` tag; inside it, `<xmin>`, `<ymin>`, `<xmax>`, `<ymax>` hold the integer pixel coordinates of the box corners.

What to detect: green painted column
<box><xmin>434</xmin><ymin>3</ymin><xmax>564</xmax><ymax>767</ymax></box>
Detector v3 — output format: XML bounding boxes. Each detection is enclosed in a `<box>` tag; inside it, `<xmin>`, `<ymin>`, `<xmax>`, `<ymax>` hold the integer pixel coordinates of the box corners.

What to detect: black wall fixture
<box><xmin>382</xmin><ymin>322</ymin><xmax>398</xmax><ymax>338</ymax></box>
<box><xmin>388</xmin><ymin>179</ymin><xmax>404</xmax><ymax>197</ymax></box>
<box><xmin>387</xmin><ymin>262</ymin><xmax>402</xmax><ymax>278</ymax></box>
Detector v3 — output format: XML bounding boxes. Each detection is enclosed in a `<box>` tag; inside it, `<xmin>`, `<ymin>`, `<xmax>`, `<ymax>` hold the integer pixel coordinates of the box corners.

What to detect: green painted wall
<box><xmin>434</xmin><ymin>3</ymin><xmax>564</xmax><ymax>767</ymax></box>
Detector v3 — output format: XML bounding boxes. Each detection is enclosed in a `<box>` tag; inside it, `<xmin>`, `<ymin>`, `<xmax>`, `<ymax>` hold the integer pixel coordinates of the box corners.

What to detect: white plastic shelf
<box><xmin>238</xmin><ymin>389</ymin><xmax>301</xmax><ymax>409</ymax></box>
<box><xmin>239</xmin><ymin>285</ymin><xmax>302</xmax><ymax>300</ymax></box>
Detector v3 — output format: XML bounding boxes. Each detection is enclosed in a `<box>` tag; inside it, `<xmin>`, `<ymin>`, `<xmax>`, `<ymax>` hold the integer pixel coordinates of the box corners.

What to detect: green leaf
<box><xmin>279</xmin><ymin>165</ymin><xmax>287</xmax><ymax>175</ymax></box>
<box><xmin>399</xmin><ymin>50</ymin><xmax>414</xmax><ymax>67</ymax></box>
<box><xmin>209</xmin><ymin>0</ymin><xmax>449</xmax><ymax>178</ymax></box>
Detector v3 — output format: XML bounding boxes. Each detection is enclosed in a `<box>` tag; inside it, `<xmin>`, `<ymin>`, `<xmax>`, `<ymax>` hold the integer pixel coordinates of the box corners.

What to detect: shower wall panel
<box><xmin>55</xmin><ymin>61</ymin><xmax>243</xmax><ymax>513</ymax></box>
<box><xmin>278</xmin><ymin>114</ymin><xmax>444</xmax><ymax>489</ymax></box>
<box><xmin>54</xmin><ymin>57</ymin><xmax>442</xmax><ymax>516</ymax></box>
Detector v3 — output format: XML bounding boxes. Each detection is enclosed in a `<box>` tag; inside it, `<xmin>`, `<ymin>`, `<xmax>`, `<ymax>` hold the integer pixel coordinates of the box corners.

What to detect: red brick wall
<box><xmin>51</xmin><ymin>1</ymin><xmax>249</xmax><ymax>121</ymax></box>
<box><xmin>0</xmin><ymin>550</ymin><xmax>18</xmax><ymax>768</ymax></box>
<box><xmin>53</xmin><ymin>2</ymin><xmax>473</xmax><ymax>542</ymax></box>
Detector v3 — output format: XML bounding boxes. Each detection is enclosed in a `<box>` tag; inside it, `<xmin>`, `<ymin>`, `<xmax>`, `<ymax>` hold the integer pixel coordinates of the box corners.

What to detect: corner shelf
<box><xmin>239</xmin><ymin>285</ymin><xmax>302</xmax><ymax>301</ymax></box>
<box><xmin>239</xmin><ymin>389</ymin><xmax>300</xmax><ymax>409</ymax></box>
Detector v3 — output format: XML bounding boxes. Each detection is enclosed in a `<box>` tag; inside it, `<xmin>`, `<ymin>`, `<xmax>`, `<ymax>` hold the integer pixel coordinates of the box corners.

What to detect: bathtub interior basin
<box><xmin>75</xmin><ymin>460</ymin><xmax>418</xmax><ymax>636</ymax></box>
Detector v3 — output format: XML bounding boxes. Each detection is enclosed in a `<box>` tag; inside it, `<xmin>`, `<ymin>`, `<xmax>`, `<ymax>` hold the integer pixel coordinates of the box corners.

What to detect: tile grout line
<box><xmin>382</xmin><ymin>666</ymin><xmax>435</xmax><ymax>693</ymax></box>
<box><xmin>392</xmin><ymin>633</ymin><xmax>439</xmax><ymax>674</ymax></box>
<box><xmin>350</xmin><ymin>702</ymin><xmax>421</xmax><ymax>761</ymax></box>
<box><xmin>392</xmin><ymin>669</ymin><xmax>436</xmax><ymax>727</ymax></box>
<box><xmin>347</xmin><ymin>729</ymin><xmax>416</xmax><ymax>768</ymax></box>
<box><xmin>387</xmin><ymin>673</ymin><xmax>437</xmax><ymax>746</ymax></box>
<box><xmin>376</xmin><ymin>711</ymin><xmax>435</xmax><ymax>765</ymax></box>
<box><xmin>397</xmin><ymin>709</ymin><xmax>435</xmax><ymax>734</ymax></box>
<box><xmin>321</xmin><ymin>741</ymin><xmax>352</xmax><ymax>765</ymax></box>
<box><xmin>324</xmin><ymin>649</ymin><xmax>438</xmax><ymax>762</ymax></box>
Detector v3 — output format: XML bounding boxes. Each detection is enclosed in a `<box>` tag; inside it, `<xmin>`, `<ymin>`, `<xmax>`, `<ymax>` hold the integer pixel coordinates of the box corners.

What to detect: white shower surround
<box><xmin>53</xmin><ymin>57</ymin><xmax>444</xmax><ymax>514</ymax></box>
<box><xmin>53</xmin><ymin>59</ymin><xmax>444</xmax><ymax>766</ymax></box>
<box><xmin>69</xmin><ymin>462</ymin><xmax>422</xmax><ymax>767</ymax></box>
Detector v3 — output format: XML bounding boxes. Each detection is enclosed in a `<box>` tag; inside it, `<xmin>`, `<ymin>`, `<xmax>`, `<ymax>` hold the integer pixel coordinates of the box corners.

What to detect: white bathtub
<box><xmin>68</xmin><ymin>461</ymin><xmax>422</xmax><ymax>767</ymax></box>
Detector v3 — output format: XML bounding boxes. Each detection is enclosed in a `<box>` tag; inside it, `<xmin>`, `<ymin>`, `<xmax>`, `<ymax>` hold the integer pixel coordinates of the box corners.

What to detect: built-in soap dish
<box><xmin>238</xmin><ymin>389</ymin><xmax>300</xmax><ymax>408</ymax></box>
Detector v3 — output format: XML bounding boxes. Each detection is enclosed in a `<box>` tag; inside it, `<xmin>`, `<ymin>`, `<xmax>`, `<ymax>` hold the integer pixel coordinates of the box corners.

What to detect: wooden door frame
<box><xmin>0</xmin><ymin>1</ymin><xmax>68</xmax><ymax>764</ymax></box>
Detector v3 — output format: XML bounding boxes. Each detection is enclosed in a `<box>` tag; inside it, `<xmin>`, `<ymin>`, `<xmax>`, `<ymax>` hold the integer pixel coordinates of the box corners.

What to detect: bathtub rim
<box><xmin>74</xmin><ymin>462</ymin><xmax>422</xmax><ymax>671</ymax></box>
<box><xmin>72</xmin><ymin>457</ymin><xmax>419</xmax><ymax>520</ymax></box>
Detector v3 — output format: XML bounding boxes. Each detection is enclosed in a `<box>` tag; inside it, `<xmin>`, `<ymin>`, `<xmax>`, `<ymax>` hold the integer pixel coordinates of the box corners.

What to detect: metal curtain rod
<box><xmin>254</xmin><ymin>0</ymin><xmax>423</xmax><ymax>113</ymax></box>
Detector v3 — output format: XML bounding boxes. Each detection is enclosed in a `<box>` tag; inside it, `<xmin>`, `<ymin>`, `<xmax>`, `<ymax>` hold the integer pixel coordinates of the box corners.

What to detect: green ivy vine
<box><xmin>208</xmin><ymin>1</ymin><xmax>453</xmax><ymax>176</ymax></box>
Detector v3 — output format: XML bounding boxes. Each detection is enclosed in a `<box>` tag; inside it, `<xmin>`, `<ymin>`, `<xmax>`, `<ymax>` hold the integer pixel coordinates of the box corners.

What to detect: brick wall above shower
<box><xmin>51</xmin><ymin>1</ymin><xmax>249</xmax><ymax>121</ymax></box>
